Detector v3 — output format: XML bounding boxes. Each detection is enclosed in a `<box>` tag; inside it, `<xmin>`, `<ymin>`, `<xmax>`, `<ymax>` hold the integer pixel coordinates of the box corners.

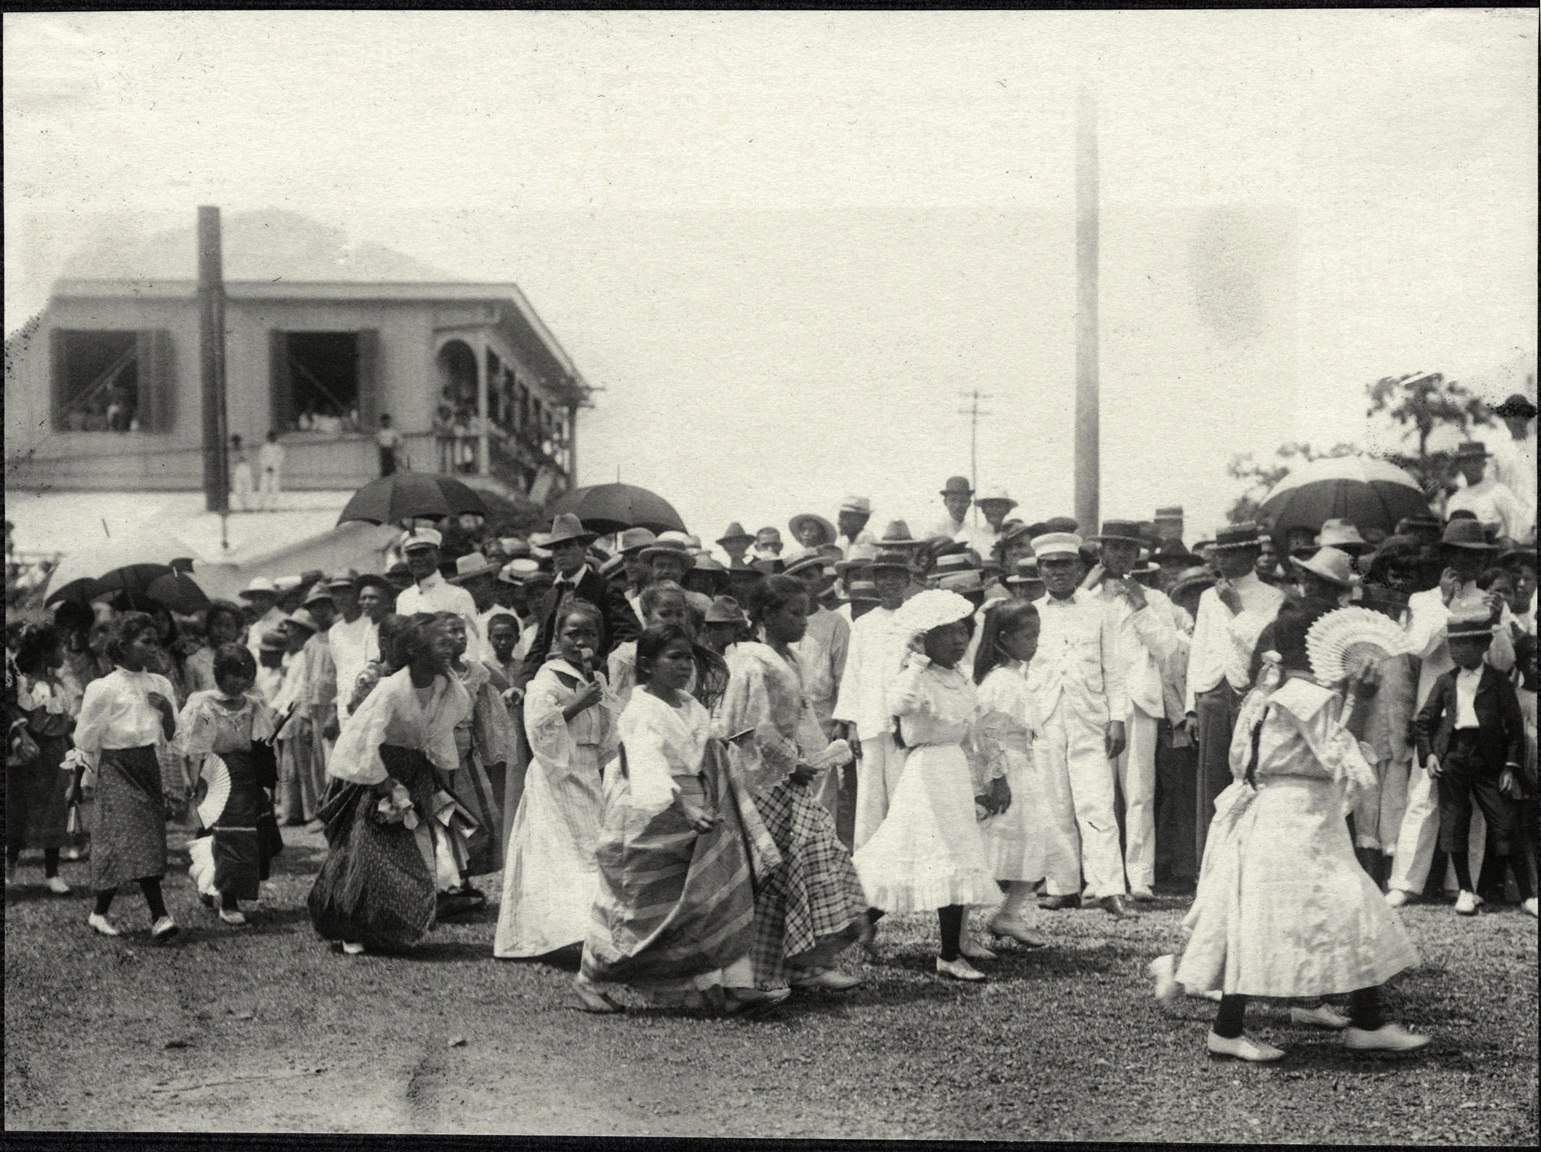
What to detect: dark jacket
<box><xmin>517</xmin><ymin>565</ymin><xmax>637</xmax><ymax>685</ymax></box>
<box><xmin>1414</xmin><ymin>662</ymin><xmax>1525</xmax><ymax>774</ymax></box>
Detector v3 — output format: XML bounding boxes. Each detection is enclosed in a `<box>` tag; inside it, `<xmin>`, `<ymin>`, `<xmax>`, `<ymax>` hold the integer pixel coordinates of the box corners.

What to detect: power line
<box><xmin>957</xmin><ymin>389</ymin><xmax>992</xmax><ymax>525</ymax></box>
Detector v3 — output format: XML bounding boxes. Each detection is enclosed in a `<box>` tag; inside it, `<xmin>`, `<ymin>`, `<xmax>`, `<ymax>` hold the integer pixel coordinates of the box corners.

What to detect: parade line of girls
<box><xmin>8</xmin><ymin>578</ymin><xmax>1454</xmax><ymax>1053</ymax></box>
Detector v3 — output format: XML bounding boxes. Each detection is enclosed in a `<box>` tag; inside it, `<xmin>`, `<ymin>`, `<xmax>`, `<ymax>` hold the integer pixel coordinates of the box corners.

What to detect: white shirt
<box><xmin>1095</xmin><ymin>582</ymin><xmax>1186</xmax><ymax>718</ymax></box>
<box><xmin>74</xmin><ymin>668</ymin><xmax>177</xmax><ymax>755</ymax></box>
<box><xmin>257</xmin><ymin>441</ymin><xmax>285</xmax><ymax>473</ymax></box>
<box><xmin>396</xmin><ymin>571</ymin><xmax>486</xmax><ymax>663</ymax></box>
<box><xmin>790</xmin><ymin>605</ymin><xmax>851</xmax><ymax>731</ymax></box>
<box><xmin>1183</xmin><ymin>571</ymin><xmax>1285</xmax><ymax>713</ymax></box>
<box><xmin>328</xmin><ymin>614</ymin><xmax>379</xmax><ymax>720</ymax></box>
<box><xmin>1026</xmin><ymin>590</ymin><xmax>1129</xmax><ymax>725</ymax></box>
<box><xmin>831</xmin><ymin>604</ymin><xmax>905</xmax><ymax>738</ymax></box>
<box><xmin>1454</xmin><ymin>666</ymin><xmax>1483</xmax><ymax>729</ymax></box>
<box><xmin>836</xmin><ymin>530</ymin><xmax>876</xmax><ymax>558</ymax></box>
<box><xmin>246</xmin><ymin>605</ymin><xmax>288</xmax><ymax>660</ymax></box>
<box><xmin>1483</xmin><ymin>434</ymin><xmax>1536</xmax><ymax>530</ymax></box>
<box><xmin>926</xmin><ymin>516</ymin><xmax>969</xmax><ymax>543</ymax></box>
<box><xmin>1446</xmin><ymin>476</ymin><xmax>1528</xmax><ymax>542</ymax></box>
<box><xmin>1405</xmin><ymin>582</ymin><xmax>1516</xmax><ymax>706</ymax></box>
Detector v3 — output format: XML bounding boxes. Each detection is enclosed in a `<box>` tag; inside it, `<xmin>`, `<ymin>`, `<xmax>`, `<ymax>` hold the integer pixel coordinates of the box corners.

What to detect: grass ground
<box><xmin>4</xmin><ymin>824</ymin><xmax>1537</xmax><ymax>1141</ymax></box>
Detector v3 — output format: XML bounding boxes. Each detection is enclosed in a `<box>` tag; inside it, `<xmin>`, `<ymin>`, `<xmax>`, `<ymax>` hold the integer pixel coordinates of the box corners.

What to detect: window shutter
<box><xmin>138</xmin><ymin>329</ymin><xmax>174</xmax><ymax>432</ymax></box>
<box><xmin>269</xmin><ymin>330</ymin><xmax>292</xmax><ymax>433</ymax></box>
<box><xmin>50</xmin><ymin>327</ymin><xmax>69</xmax><ymax>429</ymax></box>
<box><xmin>355</xmin><ymin>328</ymin><xmax>380</xmax><ymax>429</ymax></box>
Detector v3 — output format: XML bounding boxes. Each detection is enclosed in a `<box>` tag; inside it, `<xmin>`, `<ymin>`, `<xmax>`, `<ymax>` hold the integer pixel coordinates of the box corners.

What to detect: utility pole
<box><xmin>198</xmin><ymin>207</ymin><xmax>230</xmax><ymax>532</ymax></box>
<box><xmin>1075</xmin><ymin>86</ymin><xmax>1100</xmax><ymax>532</ymax></box>
<box><xmin>958</xmin><ymin>388</ymin><xmax>992</xmax><ymax>526</ymax></box>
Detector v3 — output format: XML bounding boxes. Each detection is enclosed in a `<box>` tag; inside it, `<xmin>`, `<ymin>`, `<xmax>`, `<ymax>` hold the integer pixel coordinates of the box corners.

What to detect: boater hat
<box><xmin>639</xmin><ymin>538</ymin><xmax>693</xmax><ymax>565</ymax></box>
<box><xmin>846</xmin><ymin>579</ymin><xmax>880</xmax><ymax>603</ymax></box>
<box><xmin>239</xmin><ymin>577</ymin><xmax>277</xmax><ymax>600</ymax></box>
<box><xmin>1042</xmin><ymin>516</ymin><xmax>1080</xmax><ymax>535</ymax></box>
<box><xmin>931</xmin><ymin>553</ymin><xmax>979</xmax><ymax>581</ymax></box>
<box><xmin>1453</xmin><ymin>441</ymin><xmax>1491</xmax><ymax>461</ymax></box>
<box><xmin>716</xmin><ymin>522</ymin><xmax>755</xmax><ymax>547</ymax></box>
<box><xmin>1005</xmin><ymin>557</ymin><xmax>1044</xmax><ymax>586</ymax></box>
<box><xmin>1093</xmin><ymin>519</ymin><xmax>1146</xmax><ymax>545</ymax></box>
<box><xmin>499</xmin><ymin>558</ymin><xmax>541</xmax><ymax>586</ymax></box>
<box><xmin>1153</xmin><ymin>538</ymin><xmax>1198</xmax><ymax>566</ymax></box>
<box><xmin>326</xmin><ymin>570</ymin><xmax>359</xmax><ymax>590</ymax></box>
<box><xmin>1211</xmin><ymin>522</ymin><xmax>1263</xmax><ymax>552</ymax></box>
<box><xmin>836</xmin><ymin>546</ymin><xmax>876</xmax><ymax>576</ymax></box>
<box><xmin>867</xmin><ymin>550</ymin><xmax>913</xmax><ymax>574</ymax></box>
<box><xmin>1445</xmin><ymin>612</ymin><xmax>1495</xmax><ymax>642</ymax></box>
<box><xmin>784</xmin><ymin>553</ymin><xmax>833</xmax><ymax>579</ymax></box>
<box><xmin>1154</xmin><ymin>505</ymin><xmax>1185</xmax><ymax>521</ymax></box>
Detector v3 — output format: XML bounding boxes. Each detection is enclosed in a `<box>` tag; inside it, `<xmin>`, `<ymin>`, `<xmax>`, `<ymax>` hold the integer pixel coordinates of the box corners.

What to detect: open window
<box><xmin>269</xmin><ymin>329</ymin><xmax>378</xmax><ymax>434</ymax></box>
<box><xmin>50</xmin><ymin>328</ymin><xmax>174</xmax><ymax>432</ymax></box>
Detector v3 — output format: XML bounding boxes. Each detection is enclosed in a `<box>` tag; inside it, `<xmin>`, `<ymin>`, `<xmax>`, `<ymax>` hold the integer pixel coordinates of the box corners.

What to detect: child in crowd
<box><xmin>7</xmin><ymin>624</ymin><xmax>74</xmax><ymax>892</ymax></box>
<box><xmin>71</xmin><ymin>612</ymin><xmax>180</xmax><ymax>940</ymax></box>
<box><xmin>1415</xmin><ymin>613</ymin><xmax>1536</xmax><ymax>917</ymax></box>
<box><xmin>853</xmin><ymin>590</ymin><xmax>1004</xmax><ymax>982</ymax></box>
<box><xmin>607</xmin><ymin>581</ymin><xmax>692</xmax><ymax>712</ymax></box>
<box><xmin>178</xmin><ymin>644</ymin><xmax>281</xmax><ymax>926</ymax></box>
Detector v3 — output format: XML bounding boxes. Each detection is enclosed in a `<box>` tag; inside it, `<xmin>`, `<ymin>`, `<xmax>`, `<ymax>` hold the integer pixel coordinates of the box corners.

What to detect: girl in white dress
<box><xmin>495</xmin><ymin>598</ymin><xmax>620</xmax><ymax>958</ymax></box>
<box><xmin>853</xmin><ymin>590</ymin><xmax>1004</xmax><ymax>982</ymax></box>
<box><xmin>607</xmin><ymin>581</ymin><xmax>692</xmax><ymax>713</ymax></box>
<box><xmin>970</xmin><ymin>599</ymin><xmax>1049</xmax><ymax>950</ymax></box>
<box><xmin>1164</xmin><ymin>600</ymin><xmax>1428</xmax><ymax>1061</ymax></box>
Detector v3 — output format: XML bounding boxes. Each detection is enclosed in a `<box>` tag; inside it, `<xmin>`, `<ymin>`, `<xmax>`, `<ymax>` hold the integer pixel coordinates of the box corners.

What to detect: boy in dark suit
<box><xmin>1415</xmin><ymin>613</ymin><xmax>1536</xmax><ymax>917</ymax></box>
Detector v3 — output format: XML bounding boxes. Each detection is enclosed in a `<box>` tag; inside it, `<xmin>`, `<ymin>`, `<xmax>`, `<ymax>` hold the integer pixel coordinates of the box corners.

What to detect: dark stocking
<box><xmin>1452</xmin><ymin>853</ymin><xmax>1475</xmax><ymax>893</ymax></box>
<box><xmin>6</xmin><ymin>847</ymin><xmax>19</xmax><ymax>867</ymax></box>
<box><xmin>43</xmin><ymin>848</ymin><xmax>60</xmax><ymax>878</ymax></box>
<box><xmin>1213</xmin><ymin>994</ymin><xmax>1249</xmax><ymax>1039</ymax></box>
<box><xmin>94</xmin><ymin>889</ymin><xmax>116</xmax><ymax>916</ymax></box>
<box><xmin>867</xmin><ymin>907</ymin><xmax>886</xmax><ymax>925</ymax></box>
<box><xmin>1349</xmin><ymin>985</ymin><xmax>1385</xmax><ymax>1031</ymax></box>
<box><xmin>937</xmin><ymin>904</ymin><xmax>963</xmax><ymax>961</ymax></box>
<box><xmin>142</xmin><ymin>878</ymin><xmax>169</xmax><ymax>921</ymax></box>
<box><xmin>220</xmin><ymin>891</ymin><xmax>240</xmax><ymax>912</ymax></box>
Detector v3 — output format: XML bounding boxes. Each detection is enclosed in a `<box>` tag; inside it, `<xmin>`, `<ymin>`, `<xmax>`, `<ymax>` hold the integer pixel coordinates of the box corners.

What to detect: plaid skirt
<box><xmin>749</xmin><ymin>778</ymin><xmax>866</xmax><ymax>988</ymax></box>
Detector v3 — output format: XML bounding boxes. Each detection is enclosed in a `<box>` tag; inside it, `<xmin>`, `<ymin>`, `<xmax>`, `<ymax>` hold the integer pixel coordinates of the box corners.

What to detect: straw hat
<box><xmin>1317</xmin><ymin>518</ymin><xmax>1370</xmax><ymax>557</ymax></box>
<box><xmin>284</xmin><ymin>608</ymin><xmax>320</xmax><ymax>634</ymax></box>
<box><xmin>1210</xmin><ymin>522</ymin><xmax>1263</xmax><ymax>552</ymax></box>
<box><xmin>716</xmin><ymin>522</ymin><xmax>755</xmax><ymax>547</ymax></box>
<box><xmin>838</xmin><ymin>496</ymin><xmax>873</xmax><ymax>516</ymax></box>
<box><xmin>239</xmin><ymin>577</ymin><xmax>278</xmax><ymax>600</ymax></box>
<box><xmin>975</xmin><ymin>485</ymin><xmax>1017</xmax><ymax>510</ymax></box>
<box><xmin>1289</xmin><ymin>546</ymin><xmax>1358</xmax><ymax>588</ymax></box>
<box><xmin>499</xmin><ymin>558</ymin><xmax>541</xmax><ymax>586</ymax></box>
<box><xmin>449</xmin><ymin>553</ymin><xmax>499</xmax><ymax>583</ymax></box>
<box><xmin>875</xmin><ymin>520</ymin><xmax>922</xmax><ymax>548</ymax></box>
<box><xmin>788</xmin><ymin>513</ymin><xmax>836</xmax><ymax>544</ymax></box>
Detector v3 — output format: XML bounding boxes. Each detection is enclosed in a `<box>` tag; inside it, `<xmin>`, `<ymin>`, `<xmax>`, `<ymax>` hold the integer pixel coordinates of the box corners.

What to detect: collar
<box><xmin>554</xmin><ymin>565</ymin><xmax>589</xmax><ymax>586</ymax></box>
<box><xmin>416</xmin><ymin>570</ymin><xmax>445</xmax><ymax>592</ymax></box>
<box><xmin>1045</xmin><ymin>592</ymin><xmax>1078</xmax><ymax>606</ymax></box>
<box><xmin>1230</xmin><ymin>571</ymin><xmax>1261</xmax><ymax>591</ymax></box>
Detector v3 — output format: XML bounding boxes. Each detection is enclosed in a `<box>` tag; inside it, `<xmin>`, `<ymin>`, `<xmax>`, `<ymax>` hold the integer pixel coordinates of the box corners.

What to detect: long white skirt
<box><xmin>853</xmin><ymin>743</ymin><xmax>1002</xmax><ymax>913</ymax></box>
<box><xmin>493</xmin><ymin>745</ymin><xmax>604</xmax><ymax>958</ymax></box>
<box><xmin>1176</xmin><ymin>776</ymin><xmax>1419</xmax><ymax>997</ymax></box>
<box><xmin>978</xmin><ymin>747</ymin><xmax>1045</xmax><ymax>883</ymax></box>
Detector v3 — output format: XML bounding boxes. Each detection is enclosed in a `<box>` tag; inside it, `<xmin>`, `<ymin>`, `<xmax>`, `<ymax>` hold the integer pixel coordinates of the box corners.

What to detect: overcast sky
<box><xmin>5</xmin><ymin>10</ymin><xmax>1536</xmax><ymax>542</ymax></box>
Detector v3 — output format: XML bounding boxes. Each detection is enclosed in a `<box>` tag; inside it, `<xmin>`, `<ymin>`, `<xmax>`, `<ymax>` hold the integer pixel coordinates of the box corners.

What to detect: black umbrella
<box><xmin>1258</xmin><ymin>455</ymin><xmax>1429</xmax><ymax>538</ymax></box>
<box><xmin>338</xmin><ymin>472</ymin><xmax>488</xmax><ymax>526</ymax></box>
<box><xmin>551</xmin><ymin>483</ymin><xmax>686</xmax><ymax>535</ymax></box>
<box><xmin>45</xmin><ymin>562</ymin><xmax>181</xmax><ymax>607</ymax></box>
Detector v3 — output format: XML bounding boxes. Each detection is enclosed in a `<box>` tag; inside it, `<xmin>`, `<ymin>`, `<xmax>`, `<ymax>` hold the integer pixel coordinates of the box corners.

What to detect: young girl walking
<box><xmin>971</xmin><ymin>599</ymin><xmax>1049</xmax><ymax>949</ymax></box>
<box><xmin>71</xmin><ymin>612</ymin><xmax>181</xmax><ymax>940</ymax></box>
<box><xmin>853</xmin><ymin>589</ymin><xmax>1004</xmax><ymax>981</ymax></box>
<box><xmin>1161</xmin><ymin>601</ymin><xmax>1427</xmax><ymax>1060</ymax></box>
<box><xmin>7</xmin><ymin>624</ymin><xmax>74</xmax><ymax>893</ymax></box>
<box><xmin>495</xmin><ymin>598</ymin><xmax>619</xmax><ymax>958</ymax></box>
<box><xmin>178</xmin><ymin>643</ymin><xmax>282</xmax><ymax>926</ymax></box>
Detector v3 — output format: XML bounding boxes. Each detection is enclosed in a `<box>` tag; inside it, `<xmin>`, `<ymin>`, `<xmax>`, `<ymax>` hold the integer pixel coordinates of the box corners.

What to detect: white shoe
<box><xmin>1384</xmin><ymin>889</ymin><xmax>1409</xmax><ymax>908</ymax></box>
<box><xmin>1148</xmin><ymin>955</ymin><xmax>1179</xmax><ymax>1004</ymax></box>
<box><xmin>1130</xmin><ymin>888</ymin><xmax>1156</xmax><ymax>902</ymax></box>
<box><xmin>1522</xmin><ymin>897</ymin><xmax>1537</xmax><ymax>919</ymax></box>
<box><xmin>1206</xmin><ymin>1032</ymin><xmax>1284</xmax><ymax>1062</ymax></box>
<box><xmin>150</xmin><ymin>915</ymin><xmax>180</xmax><ymax>941</ymax></box>
<box><xmin>87</xmin><ymin>912</ymin><xmax>121</xmax><ymax>937</ymax></box>
<box><xmin>987</xmin><ymin>916</ymin><xmax>1047</xmax><ymax>948</ymax></box>
<box><xmin>1290</xmin><ymin>1004</ymin><xmax>1350</xmax><ymax>1030</ymax></box>
<box><xmin>1343</xmin><ymin>1023</ymin><xmax>1430</xmax><ymax>1053</ymax></box>
<box><xmin>959</xmin><ymin>937</ymin><xmax>997</xmax><ymax>961</ymax></box>
<box><xmin>1454</xmin><ymin>890</ymin><xmax>1483</xmax><ymax>916</ymax></box>
<box><xmin>45</xmin><ymin>875</ymin><xmax>72</xmax><ymax>895</ymax></box>
<box><xmin>341</xmin><ymin>941</ymin><xmax>366</xmax><ymax>955</ymax></box>
<box><xmin>936</xmin><ymin>956</ymin><xmax>987</xmax><ymax>982</ymax></box>
<box><xmin>218</xmin><ymin>908</ymin><xmax>248</xmax><ymax>927</ymax></box>
<box><xmin>789</xmin><ymin>967</ymin><xmax>862</xmax><ymax>991</ymax></box>
<box><xmin>1185</xmin><ymin>984</ymin><xmax>1223</xmax><ymax>1002</ymax></box>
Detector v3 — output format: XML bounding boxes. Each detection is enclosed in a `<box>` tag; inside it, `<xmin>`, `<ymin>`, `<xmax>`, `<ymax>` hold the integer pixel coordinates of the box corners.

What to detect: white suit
<box><xmin>832</xmin><ymin>604</ymin><xmax>906</xmax><ymax>848</ymax></box>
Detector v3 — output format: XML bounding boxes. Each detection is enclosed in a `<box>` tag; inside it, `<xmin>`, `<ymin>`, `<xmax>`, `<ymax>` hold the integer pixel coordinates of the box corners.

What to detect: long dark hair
<box><xmin>635</xmin><ymin>622</ymin><xmax>730</xmax><ymax>713</ymax></box>
<box><xmin>746</xmin><ymin>574</ymin><xmax>806</xmax><ymax>626</ymax></box>
<box><xmin>973</xmin><ymin>599</ymin><xmax>1038</xmax><ymax>685</ymax></box>
<box><xmin>14</xmin><ymin>623</ymin><xmax>62</xmax><ymax>677</ymax></box>
<box><xmin>105</xmin><ymin>611</ymin><xmax>158</xmax><ymax>667</ymax></box>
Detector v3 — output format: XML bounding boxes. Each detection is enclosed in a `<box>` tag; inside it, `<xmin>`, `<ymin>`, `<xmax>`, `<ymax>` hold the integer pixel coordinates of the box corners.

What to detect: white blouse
<box><xmin>619</xmin><ymin>690</ymin><xmax>711</xmax><ymax>816</ymax></box>
<box><xmin>74</xmin><ymin>668</ymin><xmax>176</xmax><ymax>755</ymax></box>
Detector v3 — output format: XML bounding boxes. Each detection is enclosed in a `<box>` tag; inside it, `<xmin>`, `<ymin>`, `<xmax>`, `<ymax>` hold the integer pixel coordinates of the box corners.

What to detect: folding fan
<box><xmin>196</xmin><ymin>753</ymin><xmax>233</xmax><ymax>828</ymax></box>
<box><xmin>1305</xmin><ymin>606</ymin><xmax>1410</xmax><ymax>684</ymax></box>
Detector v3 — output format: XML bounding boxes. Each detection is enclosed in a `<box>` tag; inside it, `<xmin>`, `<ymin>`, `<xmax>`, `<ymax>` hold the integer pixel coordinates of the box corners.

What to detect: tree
<box><xmin>1227</xmin><ymin>441</ymin><xmax>1358</xmax><ymax>525</ymax></box>
<box><xmin>1364</xmin><ymin>371</ymin><xmax>1495</xmax><ymax>496</ymax></box>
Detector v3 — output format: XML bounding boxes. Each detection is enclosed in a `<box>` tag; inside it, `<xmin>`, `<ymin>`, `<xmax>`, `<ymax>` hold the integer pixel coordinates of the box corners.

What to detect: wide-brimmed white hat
<box><xmin>1289</xmin><ymin>546</ymin><xmax>1358</xmax><ymax>587</ymax></box>
<box><xmin>890</xmin><ymin>589</ymin><xmax>975</xmax><ymax>639</ymax></box>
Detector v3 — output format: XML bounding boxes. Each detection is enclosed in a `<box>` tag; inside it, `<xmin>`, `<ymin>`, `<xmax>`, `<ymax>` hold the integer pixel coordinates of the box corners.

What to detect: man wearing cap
<box><xmin>835</xmin><ymin>498</ymin><xmax>876</xmax><ymax>558</ymax></box>
<box><xmin>1445</xmin><ymin>441</ymin><xmax>1529</xmax><ymax>544</ymax></box>
<box><xmin>1028</xmin><ymin>531</ymin><xmax>1132</xmax><ymax>916</ymax></box>
<box><xmin>832</xmin><ymin>550</ymin><xmax>914</xmax><ymax>848</ymax></box>
<box><xmin>929</xmin><ymin>476</ymin><xmax>975</xmax><ymax>542</ymax></box>
<box><xmin>785</xmin><ymin>553</ymin><xmax>854</xmax><ymax>842</ymax></box>
<box><xmin>1386</xmin><ymin>519</ymin><xmax>1517</xmax><ymax>907</ymax></box>
<box><xmin>240</xmin><ymin>577</ymin><xmax>286</xmax><ymax>662</ymax></box>
<box><xmin>395</xmin><ymin>528</ymin><xmax>488</xmax><ymax>664</ymax></box>
<box><xmin>254</xmin><ymin>628</ymin><xmax>288</xmax><ymax>703</ymax></box>
<box><xmin>1154</xmin><ymin>506</ymin><xmax>1185</xmax><ymax>545</ymax></box>
<box><xmin>1182</xmin><ymin>523</ymin><xmax>1287</xmax><ymax>860</ymax></box>
<box><xmin>327</xmin><ymin>573</ymin><xmax>380</xmax><ymax>731</ymax></box>
<box><xmin>1091</xmin><ymin>521</ymin><xmax>1188</xmax><ymax>901</ymax></box>
<box><xmin>518</xmin><ymin>513</ymin><xmax>637</xmax><ymax>685</ymax></box>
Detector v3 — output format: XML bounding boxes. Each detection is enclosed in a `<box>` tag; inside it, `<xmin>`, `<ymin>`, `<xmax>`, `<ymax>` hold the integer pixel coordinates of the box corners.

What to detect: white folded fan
<box><xmin>1305</xmin><ymin>606</ymin><xmax>1411</xmax><ymax>684</ymax></box>
<box><xmin>196</xmin><ymin>753</ymin><xmax>233</xmax><ymax>828</ymax></box>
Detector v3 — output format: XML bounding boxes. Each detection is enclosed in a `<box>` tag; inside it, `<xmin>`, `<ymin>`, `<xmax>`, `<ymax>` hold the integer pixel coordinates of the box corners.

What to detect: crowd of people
<box><xmin>5</xmin><ymin>398</ymin><xmax>1537</xmax><ymax>1059</ymax></box>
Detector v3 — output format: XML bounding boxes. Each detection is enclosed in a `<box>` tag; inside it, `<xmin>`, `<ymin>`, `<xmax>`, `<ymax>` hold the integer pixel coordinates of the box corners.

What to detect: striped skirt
<box><xmin>749</xmin><ymin>778</ymin><xmax>867</xmax><ymax>988</ymax></box>
<box><xmin>91</xmin><ymin>745</ymin><xmax>168</xmax><ymax>890</ymax></box>
<box><xmin>446</xmin><ymin>748</ymin><xmax>503</xmax><ymax>878</ymax></box>
<box><xmin>581</xmin><ymin>742</ymin><xmax>781</xmax><ymax>987</ymax></box>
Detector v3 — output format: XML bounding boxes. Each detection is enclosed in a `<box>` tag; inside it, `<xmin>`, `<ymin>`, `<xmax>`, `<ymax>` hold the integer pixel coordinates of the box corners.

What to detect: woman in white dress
<box><xmin>1163</xmin><ymin>600</ymin><xmax>1428</xmax><ymax>1061</ymax></box>
<box><xmin>495</xmin><ymin>598</ymin><xmax>619</xmax><ymax>958</ymax></box>
<box><xmin>970</xmin><ymin>599</ymin><xmax>1048</xmax><ymax>950</ymax></box>
<box><xmin>853</xmin><ymin>590</ymin><xmax>1005</xmax><ymax>982</ymax></box>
